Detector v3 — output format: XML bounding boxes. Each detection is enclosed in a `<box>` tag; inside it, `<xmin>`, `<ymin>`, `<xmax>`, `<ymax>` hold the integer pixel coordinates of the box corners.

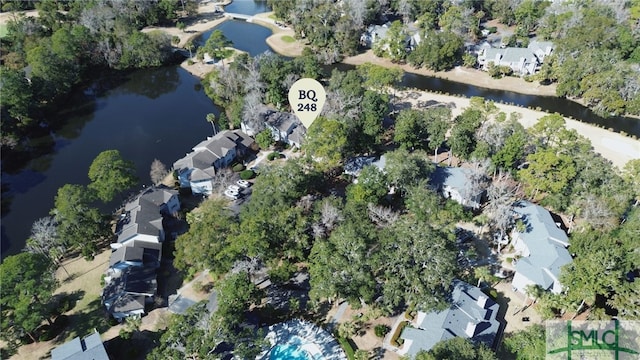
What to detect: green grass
<box><xmin>281</xmin><ymin>35</ymin><xmax>295</xmax><ymax>43</ymax></box>
<box><xmin>337</xmin><ymin>336</ymin><xmax>355</xmax><ymax>360</ymax></box>
<box><xmin>0</xmin><ymin>24</ymin><xmax>7</xmax><ymax>38</ymax></box>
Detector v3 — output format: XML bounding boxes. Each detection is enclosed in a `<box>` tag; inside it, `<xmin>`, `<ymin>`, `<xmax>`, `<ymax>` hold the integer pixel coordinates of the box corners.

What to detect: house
<box><xmin>344</xmin><ymin>156</ymin><xmax>387</xmax><ymax>176</ymax></box>
<box><xmin>109</xmin><ymin>240</ymin><xmax>162</xmax><ymax>270</ymax></box>
<box><xmin>102</xmin><ymin>266</ymin><xmax>157</xmax><ymax>321</ymax></box>
<box><xmin>265</xmin><ymin>111</ymin><xmax>306</xmax><ymax>147</ymax></box>
<box><xmin>114</xmin><ymin>187</ymin><xmax>180</xmax><ymax>247</ymax></box>
<box><xmin>173</xmin><ymin>130</ymin><xmax>255</xmax><ymax>195</ymax></box>
<box><xmin>399</xmin><ymin>280</ymin><xmax>501</xmax><ymax>358</ymax></box>
<box><xmin>430</xmin><ymin>166</ymin><xmax>484</xmax><ymax>209</ymax></box>
<box><xmin>477</xmin><ymin>41</ymin><xmax>554</xmax><ymax>76</ymax></box>
<box><xmin>510</xmin><ymin>201</ymin><xmax>571</xmax><ymax>294</ymax></box>
<box><xmin>51</xmin><ymin>329</ymin><xmax>110</xmax><ymax>360</ymax></box>
<box><xmin>360</xmin><ymin>22</ymin><xmax>392</xmax><ymax>48</ymax></box>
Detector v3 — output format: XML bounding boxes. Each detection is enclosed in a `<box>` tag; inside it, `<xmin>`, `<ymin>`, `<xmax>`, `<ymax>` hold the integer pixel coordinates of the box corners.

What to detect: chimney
<box><xmin>477</xmin><ymin>295</ymin><xmax>488</xmax><ymax>308</ymax></box>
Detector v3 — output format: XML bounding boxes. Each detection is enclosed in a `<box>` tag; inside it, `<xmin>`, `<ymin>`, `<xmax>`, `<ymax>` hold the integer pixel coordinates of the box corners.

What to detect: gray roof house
<box><xmin>102</xmin><ymin>266</ymin><xmax>157</xmax><ymax>321</ymax></box>
<box><xmin>360</xmin><ymin>22</ymin><xmax>391</xmax><ymax>48</ymax></box>
<box><xmin>173</xmin><ymin>130</ymin><xmax>255</xmax><ymax>195</ymax></box>
<box><xmin>399</xmin><ymin>280</ymin><xmax>501</xmax><ymax>358</ymax></box>
<box><xmin>430</xmin><ymin>166</ymin><xmax>484</xmax><ymax>209</ymax></box>
<box><xmin>477</xmin><ymin>41</ymin><xmax>554</xmax><ymax>76</ymax></box>
<box><xmin>51</xmin><ymin>329</ymin><xmax>110</xmax><ymax>360</ymax></box>
<box><xmin>510</xmin><ymin>201</ymin><xmax>571</xmax><ymax>294</ymax></box>
<box><xmin>115</xmin><ymin>187</ymin><xmax>179</xmax><ymax>246</ymax></box>
<box><xmin>344</xmin><ymin>156</ymin><xmax>387</xmax><ymax>176</ymax></box>
<box><xmin>265</xmin><ymin>111</ymin><xmax>305</xmax><ymax>147</ymax></box>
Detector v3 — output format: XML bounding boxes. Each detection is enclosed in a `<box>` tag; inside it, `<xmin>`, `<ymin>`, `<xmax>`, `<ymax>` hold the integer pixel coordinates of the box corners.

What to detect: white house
<box><xmin>510</xmin><ymin>201</ymin><xmax>571</xmax><ymax>294</ymax></box>
<box><xmin>243</xmin><ymin>110</ymin><xmax>306</xmax><ymax>148</ymax></box>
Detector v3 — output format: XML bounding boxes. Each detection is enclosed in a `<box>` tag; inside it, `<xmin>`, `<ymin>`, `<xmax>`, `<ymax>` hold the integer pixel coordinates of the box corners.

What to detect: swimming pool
<box><xmin>269</xmin><ymin>343</ymin><xmax>310</xmax><ymax>360</ymax></box>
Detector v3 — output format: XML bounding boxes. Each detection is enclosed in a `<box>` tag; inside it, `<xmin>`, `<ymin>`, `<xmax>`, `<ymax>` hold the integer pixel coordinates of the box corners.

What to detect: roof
<box><xmin>109</xmin><ymin>241</ymin><xmax>161</xmax><ymax>268</ymax></box>
<box><xmin>344</xmin><ymin>156</ymin><xmax>386</xmax><ymax>176</ymax></box>
<box><xmin>484</xmin><ymin>47</ymin><xmax>537</xmax><ymax>64</ymax></box>
<box><xmin>512</xmin><ymin>201</ymin><xmax>572</xmax><ymax>290</ymax></box>
<box><xmin>265</xmin><ymin>111</ymin><xmax>299</xmax><ymax>133</ymax></box>
<box><xmin>431</xmin><ymin>166</ymin><xmax>481</xmax><ymax>200</ymax></box>
<box><xmin>51</xmin><ymin>329</ymin><xmax>109</xmax><ymax>360</ymax></box>
<box><xmin>401</xmin><ymin>280</ymin><xmax>501</xmax><ymax>357</ymax></box>
<box><xmin>173</xmin><ymin>130</ymin><xmax>254</xmax><ymax>173</ymax></box>
<box><xmin>116</xmin><ymin>187</ymin><xmax>179</xmax><ymax>243</ymax></box>
<box><xmin>102</xmin><ymin>266</ymin><xmax>157</xmax><ymax>316</ymax></box>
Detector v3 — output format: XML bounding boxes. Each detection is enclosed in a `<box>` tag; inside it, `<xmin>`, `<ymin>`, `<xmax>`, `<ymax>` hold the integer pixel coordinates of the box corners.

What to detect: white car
<box><xmin>227</xmin><ymin>185</ymin><xmax>241</xmax><ymax>192</ymax></box>
<box><xmin>236</xmin><ymin>180</ymin><xmax>250</xmax><ymax>188</ymax></box>
<box><xmin>224</xmin><ymin>190</ymin><xmax>239</xmax><ymax>200</ymax></box>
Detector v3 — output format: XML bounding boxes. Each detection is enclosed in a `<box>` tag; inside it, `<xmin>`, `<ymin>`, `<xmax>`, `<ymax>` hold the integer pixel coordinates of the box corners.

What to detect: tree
<box><xmin>373</xmin><ymin>20</ymin><xmax>408</xmax><ymax>62</ymax></box>
<box><xmin>408</xmin><ymin>30</ymin><xmax>464</xmax><ymax>71</ymax></box>
<box><xmin>205</xmin><ymin>113</ymin><xmax>218</xmax><ymax>135</ymax></box>
<box><xmin>88</xmin><ymin>150</ymin><xmax>138</xmax><ymax>202</ymax></box>
<box><xmin>174</xmin><ymin>198</ymin><xmax>238</xmax><ymax>276</ymax></box>
<box><xmin>52</xmin><ymin>184</ymin><xmax>108</xmax><ymax>258</ymax></box>
<box><xmin>384</xmin><ymin>148</ymin><xmax>434</xmax><ymax>191</ymax></box>
<box><xmin>199</xmin><ymin>30</ymin><xmax>232</xmax><ymax>61</ymax></box>
<box><xmin>0</xmin><ymin>253</ymin><xmax>57</xmax><ymax>345</ymax></box>
<box><xmin>346</xmin><ymin>165</ymin><xmax>388</xmax><ymax>205</ymax></box>
<box><xmin>149</xmin><ymin>159</ymin><xmax>168</xmax><ymax>185</ymax></box>
<box><xmin>303</xmin><ymin>117</ymin><xmax>348</xmax><ymax>171</ymax></box>
<box><xmin>518</xmin><ymin>149</ymin><xmax>576</xmax><ymax>198</ymax></box>
<box><xmin>417</xmin><ymin>337</ymin><xmax>497</xmax><ymax>360</ymax></box>
<box><xmin>356</xmin><ymin>63</ymin><xmax>403</xmax><ymax>93</ymax></box>
<box><xmin>503</xmin><ymin>324</ymin><xmax>546</xmax><ymax>360</ymax></box>
<box><xmin>377</xmin><ymin>217</ymin><xmax>458</xmax><ymax>312</ymax></box>
<box><xmin>448</xmin><ymin>108</ymin><xmax>483</xmax><ymax>160</ymax></box>
<box><xmin>215</xmin><ymin>272</ymin><xmax>264</xmax><ymax>331</ymax></box>
<box><xmin>255</xmin><ymin>129</ymin><xmax>275</xmax><ymax>149</ymax></box>
<box><xmin>24</xmin><ymin>217</ymin><xmax>68</xmax><ymax>275</ymax></box>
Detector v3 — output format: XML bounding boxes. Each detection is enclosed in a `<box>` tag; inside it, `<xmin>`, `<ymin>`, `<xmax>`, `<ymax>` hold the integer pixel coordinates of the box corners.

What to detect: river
<box><xmin>1</xmin><ymin>0</ymin><xmax>638</xmax><ymax>259</ymax></box>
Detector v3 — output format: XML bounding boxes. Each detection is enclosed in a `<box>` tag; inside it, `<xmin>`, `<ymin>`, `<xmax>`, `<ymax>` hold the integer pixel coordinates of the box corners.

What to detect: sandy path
<box><xmin>397</xmin><ymin>89</ymin><xmax>640</xmax><ymax>169</ymax></box>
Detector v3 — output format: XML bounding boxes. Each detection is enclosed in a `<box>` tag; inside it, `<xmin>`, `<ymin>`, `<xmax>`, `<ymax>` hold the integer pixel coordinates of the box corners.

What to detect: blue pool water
<box><xmin>269</xmin><ymin>344</ymin><xmax>310</xmax><ymax>360</ymax></box>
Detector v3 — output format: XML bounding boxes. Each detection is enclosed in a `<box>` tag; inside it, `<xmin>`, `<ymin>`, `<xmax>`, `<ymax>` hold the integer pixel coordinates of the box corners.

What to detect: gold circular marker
<box><xmin>288</xmin><ymin>78</ymin><xmax>326</xmax><ymax>129</ymax></box>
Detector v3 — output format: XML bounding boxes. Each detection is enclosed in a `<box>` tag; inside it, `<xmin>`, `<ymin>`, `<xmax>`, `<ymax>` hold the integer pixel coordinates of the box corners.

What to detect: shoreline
<box><xmin>151</xmin><ymin>8</ymin><xmax>638</xmax><ymax>168</ymax></box>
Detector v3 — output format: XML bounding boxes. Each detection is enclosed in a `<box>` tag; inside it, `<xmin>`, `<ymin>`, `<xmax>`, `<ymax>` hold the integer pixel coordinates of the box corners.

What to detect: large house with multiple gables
<box><xmin>173</xmin><ymin>130</ymin><xmax>256</xmax><ymax>195</ymax></box>
<box><xmin>399</xmin><ymin>280</ymin><xmax>502</xmax><ymax>357</ymax></box>
<box><xmin>510</xmin><ymin>201</ymin><xmax>571</xmax><ymax>294</ymax></box>
<box><xmin>478</xmin><ymin>40</ymin><xmax>554</xmax><ymax>76</ymax></box>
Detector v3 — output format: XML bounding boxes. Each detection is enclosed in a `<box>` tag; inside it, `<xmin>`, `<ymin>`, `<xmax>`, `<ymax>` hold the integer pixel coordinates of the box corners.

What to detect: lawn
<box><xmin>281</xmin><ymin>35</ymin><xmax>295</xmax><ymax>43</ymax></box>
<box><xmin>0</xmin><ymin>24</ymin><xmax>8</xmax><ymax>38</ymax></box>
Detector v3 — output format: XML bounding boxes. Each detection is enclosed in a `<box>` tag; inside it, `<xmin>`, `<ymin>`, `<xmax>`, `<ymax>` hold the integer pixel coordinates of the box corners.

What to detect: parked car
<box><xmin>224</xmin><ymin>190</ymin><xmax>239</xmax><ymax>200</ymax></box>
<box><xmin>227</xmin><ymin>185</ymin><xmax>241</xmax><ymax>192</ymax></box>
<box><xmin>237</xmin><ymin>180</ymin><xmax>251</xmax><ymax>188</ymax></box>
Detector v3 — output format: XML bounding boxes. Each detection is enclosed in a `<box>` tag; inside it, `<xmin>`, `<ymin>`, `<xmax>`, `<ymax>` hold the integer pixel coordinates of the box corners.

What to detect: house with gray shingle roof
<box><xmin>477</xmin><ymin>41</ymin><xmax>554</xmax><ymax>76</ymax></box>
<box><xmin>430</xmin><ymin>166</ymin><xmax>484</xmax><ymax>209</ymax></box>
<box><xmin>51</xmin><ymin>329</ymin><xmax>110</xmax><ymax>360</ymax></box>
<box><xmin>102</xmin><ymin>266</ymin><xmax>157</xmax><ymax>321</ymax></box>
<box><xmin>109</xmin><ymin>240</ymin><xmax>162</xmax><ymax>270</ymax></box>
<box><xmin>173</xmin><ymin>130</ymin><xmax>256</xmax><ymax>195</ymax></box>
<box><xmin>399</xmin><ymin>280</ymin><xmax>501</xmax><ymax>358</ymax></box>
<box><xmin>510</xmin><ymin>201</ymin><xmax>571</xmax><ymax>294</ymax></box>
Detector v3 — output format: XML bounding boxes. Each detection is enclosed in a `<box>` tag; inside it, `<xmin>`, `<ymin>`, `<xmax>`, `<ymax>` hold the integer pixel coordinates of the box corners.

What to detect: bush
<box><xmin>240</xmin><ymin>170</ymin><xmax>255</xmax><ymax>180</ymax></box>
<box><xmin>488</xmin><ymin>26</ymin><xmax>497</xmax><ymax>33</ymax></box>
<box><xmin>267</xmin><ymin>152</ymin><xmax>281</xmax><ymax>161</ymax></box>
<box><xmin>337</xmin><ymin>336</ymin><xmax>355</xmax><ymax>359</ymax></box>
<box><xmin>374</xmin><ymin>324</ymin><xmax>390</xmax><ymax>338</ymax></box>
<box><xmin>232</xmin><ymin>163</ymin><xmax>245</xmax><ymax>172</ymax></box>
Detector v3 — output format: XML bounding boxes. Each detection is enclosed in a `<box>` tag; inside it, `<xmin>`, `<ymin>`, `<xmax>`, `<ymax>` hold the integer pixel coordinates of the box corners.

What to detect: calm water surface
<box><xmin>2</xmin><ymin>1</ymin><xmax>638</xmax><ymax>259</ymax></box>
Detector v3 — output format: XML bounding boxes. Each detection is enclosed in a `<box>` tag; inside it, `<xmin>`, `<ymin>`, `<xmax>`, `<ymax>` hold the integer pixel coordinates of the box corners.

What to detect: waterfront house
<box><xmin>109</xmin><ymin>240</ymin><xmax>162</xmax><ymax>270</ymax></box>
<box><xmin>114</xmin><ymin>187</ymin><xmax>180</xmax><ymax>247</ymax></box>
<box><xmin>399</xmin><ymin>280</ymin><xmax>501</xmax><ymax>357</ymax></box>
<box><xmin>477</xmin><ymin>41</ymin><xmax>554</xmax><ymax>76</ymax></box>
<box><xmin>173</xmin><ymin>130</ymin><xmax>255</xmax><ymax>195</ymax></box>
<box><xmin>510</xmin><ymin>201</ymin><xmax>571</xmax><ymax>294</ymax></box>
<box><xmin>360</xmin><ymin>22</ymin><xmax>392</xmax><ymax>48</ymax></box>
<box><xmin>51</xmin><ymin>329</ymin><xmax>110</xmax><ymax>360</ymax></box>
<box><xmin>430</xmin><ymin>166</ymin><xmax>484</xmax><ymax>209</ymax></box>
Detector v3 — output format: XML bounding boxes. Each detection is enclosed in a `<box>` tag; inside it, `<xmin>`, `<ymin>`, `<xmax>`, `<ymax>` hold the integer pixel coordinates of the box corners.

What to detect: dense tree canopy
<box><xmin>88</xmin><ymin>150</ymin><xmax>138</xmax><ymax>202</ymax></box>
<box><xmin>0</xmin><ymin>252</ymin><xmax>57</xmax><ymax>345</ymax></box>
